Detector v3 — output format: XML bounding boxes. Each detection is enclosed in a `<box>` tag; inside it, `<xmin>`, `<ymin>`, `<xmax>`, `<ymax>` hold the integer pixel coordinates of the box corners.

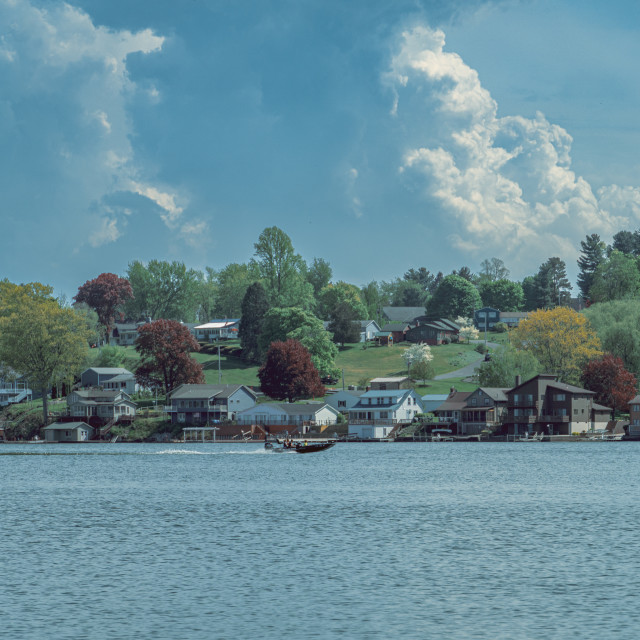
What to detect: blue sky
<box><xmin>2</xmin><ymin>0</ymin><xmax>640</xmax><ymax>298</ymax></box>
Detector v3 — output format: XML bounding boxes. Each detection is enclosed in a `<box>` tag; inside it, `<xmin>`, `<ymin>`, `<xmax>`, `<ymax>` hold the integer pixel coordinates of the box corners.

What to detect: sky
<box><xmin>2</xmin><ymin>0</ymin><xmax>640</xmax><ymax>298</ymax></box>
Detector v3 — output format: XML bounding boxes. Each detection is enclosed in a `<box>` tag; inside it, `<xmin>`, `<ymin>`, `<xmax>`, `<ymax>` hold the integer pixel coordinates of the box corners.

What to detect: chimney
<box><xmin>449</xmin><ymin>386</ymin><xmax>457</xmax><ymax>397</ymax></box>
<box><xmin>515</xmin><ymin>375</ymin><xmax>521</xmax><ymax>387</ymax></box>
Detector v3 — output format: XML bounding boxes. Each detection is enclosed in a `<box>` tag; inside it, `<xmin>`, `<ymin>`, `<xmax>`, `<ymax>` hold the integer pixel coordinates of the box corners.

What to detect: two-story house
<box><xmin>324</xmin><ymin>389</ymin><xmax>365</xmax><ymax>414</ymax></box>
<box><xmin>432</xmin><ymin>388</ymin><xmax>473</xmax><ymax>431</ymax></box>
<box><xmin>405</xmin><ymin>318</ymin><xmax>460</xmax><ymax>345</ymax></box>
<box><xmin>236</xmin><ymin>402</ymin><xmax>340</xmax><ymax>434</ymax></box>
<box><xmin>504</xmin><ymin>374</ymin><xmax>611</xmax><ymax>436</ymax></box>
<box><xmin>459</xmin><ymin>387</ymin><xmax>510</xmax><ymax>435</ymax></box>
<box><xmin>165</xmin><ymin>384</ymin><xmax>257</xmax><ymax>424</ymax></box>
<box><xmin>67</xmin><ymin>389</ymin><xmax>137</xmax><ymax>424</ymax></box>
<box><xmin>348</xmin><ymin>389</ymin><xmax>423</xmax><ymax>439</ymax></box>
<box><xmin>81</xmin><ymin>367</ymin><xmax>139</xmax><ymax>396</ymax></box>
<box><xmin>474</xmin><ymin>307</ymin><xmax>500</xmax><ymax>331</ymax></box>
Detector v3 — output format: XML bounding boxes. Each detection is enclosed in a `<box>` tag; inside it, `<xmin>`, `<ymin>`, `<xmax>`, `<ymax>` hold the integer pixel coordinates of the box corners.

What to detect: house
<box><xmin>474</xmin><ymin>307</ymin><xmax>500</xmax><ymax>331</ymax></box>
<box><xmin>627</xmin><ymin>395</ymin><xmax>640</xmax><ymax>437</ymax></box>
<box><xmin>370</xmin><ymin>377</ymin><xmax>411</xmax><ymax>390</ymax></box>
<box><xmin>80</xmin><ymin>368</ymin><xmax>139</xmax><ymax>396</ymax></box>
<box><xmin>503</xmin><ymin>374</ymin><xmax>612</xmax><ymax>436</ymax></box>
<box><xmin>382</xmin><ymin>322</ymin><xmax>411</xmax><ymax>343</ymax></box>
<box><xmin>112</xmin><ymin>322</ymin><xmax>145</xmax><ymax>346</ymax></box>
<box><xmin>359</xmin><ymin>320</ymin><xmax>382</xmax><ymax>342</ymax></box>
<box><xmin>236</xmin><ymin>402</ymin><xmax>340</xmax><ymax>434</ymax></box>
<box><xmin>382</xmin><ymin>307</ymin><xmax>425</xmax><ymax>323</ymax></box>
<box><xmin>165</xmin><ymin>384</ymin><xmax>258</xmax><ymax>424</ymax></box>
<box><xmin>499</xmin><ymin>312</ymin><xmax>528</xmax><ymax>328</ymax></box>
<box><xmin>194</xmin><ymin>319</ymin><xmax>240</xmax><ymax>342</ymax></box>
<box><xmin>42</xmin><ymin>421</ymin><xmax>95</xmax><ymax>443</ymax></box>
<box><xmin>0</xmin><ymin>372</ymin><xmax>32</xmax><ymax>406</ymax></box>
<box><xmin>459</xmin><ymin>387</ymin><xmax>510</xmax><ymax>435</ymax></box>
<box><xmin>348</xmin><ymin>388</ymin><xmax>423</xmax><ymax>439</ymax></box>
<box><xmin>324</xmin><ymin>389</ymin><xmax>365</xmax><ymax>414</ymax></box>
<box><xmin>432</xmin><ymin>388</ymin><xmax>473</xmax><ymax>429</ymax></box>
<box><xmin>405</xmin><ymin>318</ymin><xmax>460</xmax><ymax>345</ymax></box>
<box><xmin>66</xmin><ymin>389</ymin><xmax>137</xmax><ymax>424</ymax></box>
<box><xmin>420</xmin><ymin>394</ymin><xmax>449</xmax><ymax>413</ymax></box>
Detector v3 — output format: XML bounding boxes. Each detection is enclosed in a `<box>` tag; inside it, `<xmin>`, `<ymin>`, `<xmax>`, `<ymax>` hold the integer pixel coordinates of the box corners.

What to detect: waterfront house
<box><xmin>236</xmin><ymin>402</ymin><xmax>340</xmax><ymax>434</ymax></box>
<box><xmin>165</xmin><ymin>384</ymin><xmax>257</xmax><ymax>424</ymax></box>
<box><xmin>348</xmin><ymin>388</ymin><xmax>423</xmax><ymax>439</ymax></box>
<box><xmin>194</xmin><ymin>319</ymin><xmax>240</xmax><ymax>342</ymax></box>
<box><xmin>43</xmin><ymin>421</ymin><xmax>95</xmax><ymax>443</ymax></box>
<box><xmin>503</xmin><ymin>374</ymin><xmax>611</xmax><ymax>436</ymax></box>
<box><xmin>81</xmin><ymin>367</ymin><xmax>139</xmax><ymax>396</ymax></box>
<box><xmin>324</xmin><ymin>389</ymin><xmax>365</xmax><ymax>414</ymax></box>
<box><xmin>459</xmin><ymin>387</ymin><xmax>510</xmax><ymax>435</ymax></box>
<box><xmin>420</xmin><ymin>394</ymin><xmax>449</xmax><ymax>413</ymax></box>
<box><xmin>0</xmin><ymin>371</ymin><xmax>32</xmax><ymax>406</ymax></box>
<box><xmin>432</xmin><ymin>388</ymin><xmax>473</xmax><ymax>429</ymax></box>
<box><xmin>628</xmin><ymin>395</ymin><xmax>640</xmax><ymax>437</ymax></box>
<box><xmin>66</xmin><ymin>389</ymin><xmax>137</xmax><ymax>425</ymax></box>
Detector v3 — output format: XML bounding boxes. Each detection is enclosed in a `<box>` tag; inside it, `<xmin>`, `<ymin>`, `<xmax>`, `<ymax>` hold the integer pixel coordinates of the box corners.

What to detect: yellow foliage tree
<box><xmin>511</xmin><ymin>307</ymin><xmax>602</xmax><ymax>384</ymax></box>
<box><xmin>0</xmin><ymin>284</ymin><xmax>91</xmax><ymax>426</ymax></box>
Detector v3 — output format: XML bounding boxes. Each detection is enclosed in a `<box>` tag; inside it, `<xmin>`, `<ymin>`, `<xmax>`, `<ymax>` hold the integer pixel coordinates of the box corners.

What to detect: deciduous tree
<box><xmin>307</xmin><ymin>257</ymin><xmax>332</xmax><ymax>296</ymax></box>
<box><xmin>258</xmin><ymin>339</ymin><xmax>325</xmax><ymax>402</ymax></box>
<box><xmin>74</xmin><ymin>273</ymin><xmax>133</xmax><ymax>344</ymax></box>
<box><xmin>327</xmin><ymin>301</ymin><xmax>361</xmax><ymax>346</ymax></box>
<box><xmin>401</xmin><ymin>343</ymin><xmax>433</xmax><ymax>373</ymax></box>
<box><xmin>135</xmin><ymin>319</ymin><xmax>204</xmax><ymax>394</ymax></box>
<box><xmin>589</xmin><ymin>250</ymin><xmax>640</xmax><ymax>303</ymax></box>
<box><xmin>317</xmin><ymin>281</ymin><xmax>367</xmax><ymax>320</ymax></box>
<box><xmin>427</xmin><ymin>275</ymin><xmax>482</xmax><ymax>319</ymax></box>
<box><xmin>410</xmin><ymin>359</ymin><xmax>435</xmax><ymax>384</ymax></box>
<box><xmin>478</xmin><ymin>279</ymin><xmax>524</xmax><ymax>311</ymax></box>
<box><xmin>581</xmin><ymin>354</ymin><xmax>637</xmax><ymax>416</ymax></box>
<box><xmin>476</xmin><ymin>346</ymin><xmax>541</xmax><ymax>388</ymax></box>
<box><xmin>511</xmin><ymin>307</ymin><xmax>602</xmax><ymax>384</ymax></box>
<box><xmin>478</xmin><ymin>257</ymin><xmax>509</xmax><ymax>282</ymax></box>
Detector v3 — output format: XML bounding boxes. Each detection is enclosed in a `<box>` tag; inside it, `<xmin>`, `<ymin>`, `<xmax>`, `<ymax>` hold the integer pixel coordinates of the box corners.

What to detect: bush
<box><xmin>493</xmin><ymin>322</ymin><xmax>507</xmax><ymax>333</ymax></box>
<box><xmin>474</xmin><ymin>343</ymin><xmax>488</xmax><ymax>354</ymax></box>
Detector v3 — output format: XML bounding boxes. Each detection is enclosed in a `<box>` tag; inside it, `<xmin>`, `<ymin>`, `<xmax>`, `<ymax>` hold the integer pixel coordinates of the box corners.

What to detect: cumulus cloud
<box><xmin>0</xmin><ymin>0</ymin><xmax>194</xmax><ymax>256</ymax></box>
<box><xmin>388</xmin><ymin>25</ymin><xmax>639</xmax><ymax>271</ymax></box>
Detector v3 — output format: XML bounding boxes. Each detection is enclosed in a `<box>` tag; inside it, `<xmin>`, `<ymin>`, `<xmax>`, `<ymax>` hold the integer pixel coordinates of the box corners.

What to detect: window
<box><xmin>484</xmin><ymin>399</ymin><xmax>490</xmax><ymax>406</ymax></box>
<box><xmin>554</xmin><ymin>394</ymin><xmax>566</xmax><ymax>401</ymax></box>
<box><xmin>574</xmin><ymin>409</ymin><xmax>578</xmax><ymax>415</ymax></box>
<box><xmin>338</xmin><ymin>401</ymin><xmax>346</xmax><ymax>408</ymax></box>
<box><xmin>471</xmin><ymin>398</ymin><xmax>477</xmax><ymax>406</ymax></box>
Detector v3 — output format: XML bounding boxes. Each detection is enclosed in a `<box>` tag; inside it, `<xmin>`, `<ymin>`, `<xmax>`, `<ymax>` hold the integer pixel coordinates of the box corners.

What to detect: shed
<box><xmin>42</xmin><ymin>422</ymin><xmax>95</xmax><ymax>443</ymax></box>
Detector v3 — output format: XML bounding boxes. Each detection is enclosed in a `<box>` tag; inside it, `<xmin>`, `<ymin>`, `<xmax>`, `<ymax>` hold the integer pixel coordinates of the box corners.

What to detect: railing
<box><xmin>349</xmin><ymin>419</ymin><xmax>397</xmax><ymax>426</ymax></box>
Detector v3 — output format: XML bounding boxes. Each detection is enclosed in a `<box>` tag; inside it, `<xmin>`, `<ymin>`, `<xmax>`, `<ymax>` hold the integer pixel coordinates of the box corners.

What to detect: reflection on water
<box><xmin>3</xmin><ymin>442</ymin><xmax>640</xmax><ymax>639</ymax></box>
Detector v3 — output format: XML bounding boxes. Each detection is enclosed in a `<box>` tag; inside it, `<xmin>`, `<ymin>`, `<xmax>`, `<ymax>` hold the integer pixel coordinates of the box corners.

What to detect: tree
<box><xmin>252</xmin><ymin>226</ymin><xmax>313</xmax><ymax>308</ymax></box>
<box><xmin>196</xmin><ymin>267</ymin><xmax>218</xmax><ymax>322</ymax></box>
<box><xmin>124</xmin><ymin>260</ymin><xmax>202</xmax><ymax>322</ymax></box>
<box><xmin>521</xmin><ymin>275</ymin><xmax>539</xmax><ymax>312</ymax></box>
<box><xmin>478</xmin><ymin>257</ymin><xmax>509</xmax><ymax>282</ymax></box>
<box><xmin>392</xmin><ymin>280</ymin><xmax>428</xmax><ymax>307</ymax></box>
<box><xmin>360</xmin><ymin>281</ymin><xmax>383</xmax><ymax>324</ymax></box>
<box><xmin>588</xmin><ymin>250</ymin><xmax>640</xmax><ymax>303</ymax></box>
<box><xmin>94</xmin><ymin>345</ymin><xmax>129</xmax><ymax>368</ymax></box>
<box><xmin>611</xmin><ymin>230</ymin><xmax>640</xmax><ymax>256</ymax></box>
<box><xmin>134</xmin><ymin>319</ymin><xmax>205</xmax><ymax>394</ymax></box>
<box><xmin>404</xmin><ymin>267</ymin><xmax>437</xmax><ymax>291</ymax></box>
<box><xmin>476</xmin><ymin>346</ymin><xmax>541</xmax><ymax>387</ymax></box>
<box><xmin>581</xmin><ymin>354</ymin><xmax>637</xmax><ymax>416</ymax></box>
<box><xmin>459</xmin><ymin>325</ymin><xmax>480</xmax><ymax>343</ymax></box>
<box><xmin>511</xmin><ymin>307</ymin><xmax>602</xmax><ymax>384</ymax></box>
<box><xmin>427</xmin><ymin>275</ymin><xmax>482</xmax><ymax>319</ymax></box>
<box><xmin>328</xmin><ymin>301</ymin><xmax>361</xmax><ymax>345</ymax></box>
<box><xmin>478</xmin><ymin>279</ymin><xmax>524</xmax><ymax>311</ymax></box>
<box><xmin>577</xmin><ymin>233</ymin><xmax>606</xmax><ymax>300</ymax></box>
<box><xmin>452</xmin><ymin>266</ymin><xmax>475</xmax><ymax>282</ymax></box>
<box><xmin>288</xmin><ymin>324</ymin><xmax>339</xmax><ymax>379</ymax></box>
<box><xmin>317</xmin><ymin>281</ymin><xmax>367</xmax><ymax>320</ymax></box>
<box><xmin>258</xmin><ymin>339</ymin><xmax>324</xmax><ymax>401</ymax></box>
<box><xmin>401</xmin><ymin>343</ymin><xmax>433</xmax><ymax>373</ymax></box>
<box><xmin>307</xmin><ymin>257</ymin><xmax>332</xmax><ymax>295</ymax></box>
<box><xmin>239</xmin><ymin>282</ymin><xmax>270</xmax><ymax>363</ymax></box>
<box><xmin>212</xmin><ymin>262</ymin><xmax>259</xmax><ymax>318</ymax></box>
<box><xmin>410</xmin><ymin>359</ymin><xmax>435</xmax><ymax>384</ymax></box>
<box><xmin>0</xmin><ymin>290</ymin><xmax>91</xmax><ymax>425</ymax></box>
<box><xmin>535</xmin><ymin>257</ymin><xmax>572</xmax><ymax>308</ymax></box>
<box><xmin>74</xmin><ymin>273</ymin><xmax>133</xmax><ymax>344</ymax></box>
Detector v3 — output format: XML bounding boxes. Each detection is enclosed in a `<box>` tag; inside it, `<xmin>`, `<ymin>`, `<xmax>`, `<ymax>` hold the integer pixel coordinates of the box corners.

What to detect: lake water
<box><xmin>2</xmin><ymin>442</ymin><xmax>640</xmax><ymax>639</ymax></box>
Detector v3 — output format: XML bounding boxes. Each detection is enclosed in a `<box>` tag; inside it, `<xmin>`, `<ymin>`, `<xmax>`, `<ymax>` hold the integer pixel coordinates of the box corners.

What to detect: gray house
<box><xmin>164</xmin><ymin>384</ymin><xmax>257</xmax><ymax>424</ymax></box>
<box><xmin>67</xmin><ymin>389</ymin><xmax>137</xmax><ymax>423</ymax></box>
<box><xmin>325</xmin><ymin>389</ymin><xmax>365</xmax><ymax>413</ymax></box>
<box><xmin>43</xmin><ymin>422</ymin><xmax>95</xmax><ymax>442</ymax></box>
<box><xmin>81</xmin><ymin>367</ymin><xmax>138</xmax><ymax>396</ymax></box>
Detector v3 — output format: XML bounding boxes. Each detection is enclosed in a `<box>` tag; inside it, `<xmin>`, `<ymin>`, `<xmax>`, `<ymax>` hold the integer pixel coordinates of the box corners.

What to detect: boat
<box><xmin>265</xmin><ymin>439</ymin><xmax>336</xmax><ymax>454</ymax></box>
<box><xmin>517</xmin><ymin>432</ymin><xmax>544</xmax><ymax>442</ymax></box>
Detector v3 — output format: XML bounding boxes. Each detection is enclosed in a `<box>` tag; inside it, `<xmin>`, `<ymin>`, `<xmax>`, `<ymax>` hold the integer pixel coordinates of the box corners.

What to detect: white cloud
<box><xmin>89</xmin><ymin>217</ymin><xmax>121</xmax><ymax>247</ymax></box>
<box><xmin>129</xmin><ymin>181</ymin><xmax>185</xmax><ymax>227</ymax></box>
<box><xmin>180</xmin><ymin>220</ymin><xmax>209</xmax><ymax>248</ymax></box>
<box><xmin>388</xmin><ymin>24</ymin><xmax>636</xmax><ymax>273</ymax></box>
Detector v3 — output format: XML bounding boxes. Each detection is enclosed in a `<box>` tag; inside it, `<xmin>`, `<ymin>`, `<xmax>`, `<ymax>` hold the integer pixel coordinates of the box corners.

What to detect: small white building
<box><xmin>237</xmin><ymin>402</ymin><xmax>340</xmax><ymax>434</ymax></box>
<box><xmin>348</xmin><ymin>389</ymin><xmax>423</xmax><ymax>439</ymax></box>
<box><xmin>194</xmin><ymin>320</ymin><xmax>240</xmax><ymax>341</ymax></box>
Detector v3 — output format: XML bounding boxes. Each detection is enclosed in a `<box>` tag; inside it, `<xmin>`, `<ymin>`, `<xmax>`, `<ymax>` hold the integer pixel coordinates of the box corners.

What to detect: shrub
<box><xmin>474</xmin><ymin>343</ymin><xmax>488</xmax><ymax>354</ymax></box>
<box><xmin>493</xmin><ymin>322</ymin><xmax>507</xmax><ymax>333</ymax></box>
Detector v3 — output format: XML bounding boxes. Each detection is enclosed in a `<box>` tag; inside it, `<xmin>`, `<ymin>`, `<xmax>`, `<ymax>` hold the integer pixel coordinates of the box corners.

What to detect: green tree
<box><xmin>239</xmin><ymin>282</ymin><xmax>270</xmax><ymax>363</ymax></box>
<box><xmin>212</xmin><ymin>263</ymin><xmax>259</xmax><ymax>318</ymax></box>
<box><xmin>0</xmin><ymin>290</ymin><xmax>91</xmax><ymax>425</ymax></box>
<box><xmin>577</xmin><ymin>233</ymin><xmax>606</xmax><ymax>300</ymax></box>
<box><xmin>589</xmin><ymin>250</ymin><xmax>640</xmax><ymax>303</ymax></box>
<box><xmin>93</xmin><ymin>345</ymin><xmax>129</xmax><ymax>368</ymax></box>
<box><xmin>427</xmin><ymin>275</ymin><xmax>482</xmax><ymax>318</ymax></box>
<box><xmin>476</xmin><ymin>346</ymin><xmax>541</xmax><ymax>387</ymax></box>
<box><xmin>317</xmin><ymin>281</ymin><xmax>367</xmax><ymax>320</ymax></box>
<box><xmin>288</xmin><ymin>324</ymin><xmax>339</xmax><ymax>379</ymax></box>
<box><xmin>252</xmin><ymin>226</ymin><xmax>313</xmax><ymax>308</ymax></box>
<box><xmin>478</xmin><ymin>279</ymin><xmax>524</xmax><ymax>311</ymax></box>
<box><xmin>404</xmin><ymin>267</ymin><xmax>437</xmax><ymax>291</ymax></box>
<box><xmin>360</xmin><ymin>281</ymin><xmax>383</xmax><ymax>325</ymax></box>
<box><xmin>195</xmin><ymin>267</ymin><xmax>218</xmax><ymax>322</ymax></box>
<box><xmin>521</xmin><ymin>275</ymin><xmax>539</xmax><ymax>311</ymax></box>
<box><xmin>328</xmin><ymin>301</ymin><xmax>361</xmax><ymax>345</ymax></box>
<box><xmin>611</xmin><ymin>230</ymin><xmax>640</xmax><ymax>256</ymax></box>
<box><xmin>410</xmin><ymin>359</ymin><xmax>435</xmax><ymax>384</ymax></box>
<box><xmin>307</xmin><ymin>257</ymin><xmax>332</xmax><ymax>296</ymax></box>
<box><xmin>478</xmin><ymin>257</ymin><xmax>509</xmax><ymax>282</ymax></box>
<box><xmin>124</xmin><ymin>260</ymin><xmax>201</xmax><ymax>322</ymax></box>
<box><xmin>535</xmin><ymin>257</ymin><xmax>572</xmax><ymax>308</ymax></box>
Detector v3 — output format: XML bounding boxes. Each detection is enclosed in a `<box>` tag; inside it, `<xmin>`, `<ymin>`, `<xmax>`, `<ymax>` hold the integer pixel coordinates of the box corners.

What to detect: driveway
<box><xmin>434</xmin><ymin>340</ymin><xmax>500</xmax><ymax>381</ymax></box>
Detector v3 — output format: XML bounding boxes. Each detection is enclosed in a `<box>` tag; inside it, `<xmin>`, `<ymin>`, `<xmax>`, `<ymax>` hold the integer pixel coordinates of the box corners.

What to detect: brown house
<box><xmin>405</xmin><ymin>318</ymin><xmax>459</xmax><ymax>345</ymax></box>
<box><xmin>504</xmin><ymin>374</ymin><xmax>611</xmax><ymax>436</ymax></box>
<box><xmin>460</xmin><ymin>387</ymin><xmax>510</xmax><ymax>435</ymax></box>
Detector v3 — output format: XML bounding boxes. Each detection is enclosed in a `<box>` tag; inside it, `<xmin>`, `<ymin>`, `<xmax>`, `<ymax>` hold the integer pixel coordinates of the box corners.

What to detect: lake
<box><xmin>2</xmin><ymin>442</ymin><xmax>640</xmax><ymax>639</ymax></box>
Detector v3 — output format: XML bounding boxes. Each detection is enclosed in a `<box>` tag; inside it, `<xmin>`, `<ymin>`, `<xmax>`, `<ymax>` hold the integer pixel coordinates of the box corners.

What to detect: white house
<box><xmin>324</xmin><ymin>389</ymin><xmax>365</xmax><ymax>414</ymax></box>
<box><xmin>359</xmin><ymin>320</ymin><xmax>382</xmax><ymax>342</ymax></box>
<box><xmin>236</xmin><ymin>402</ymin><xmax>340</xmax><ymax>434</ymax></box>
<box><xmin>194</xmin><ymin>319</ymin><xmax>240</xmax><ymax>341</ymax></box>
<box><xmin>0</xmin><ymin>372</ymin><xmax>32</xmax><ymax>406</ymax></box>
<box><xmin>348</xmin><ymin>389</ymin><xmax>423</xmax><ymax>439</ymax></box>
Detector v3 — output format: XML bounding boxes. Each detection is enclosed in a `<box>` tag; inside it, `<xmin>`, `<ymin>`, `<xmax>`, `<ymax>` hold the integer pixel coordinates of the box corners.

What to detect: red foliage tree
<box><xmin>258</xmin><ymin>339</ymin><xmax>325</xmax><ymax>402</ymax></box>
<box><xmin>135</xmin><ymin>319</ymin><xmax>205</xmax><ymax>394</ymax></box>
<box><xmin>74</xmin><ymin>273</ymin><xmax>133</xmax><ymax>344</ymax></box>
<box><xmin>581</xmin><ymin>353</ymin><xmax>637</xmax><ymax>416</ymax></box>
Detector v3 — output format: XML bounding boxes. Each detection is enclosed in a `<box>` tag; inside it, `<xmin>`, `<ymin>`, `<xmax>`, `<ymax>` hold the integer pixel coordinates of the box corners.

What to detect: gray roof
<box><xmin>478</xmin><ymin>388</ymin><xmax>510</xmax><ymax>402</ymax></box>
<box><xmin>382</xmin><ymin>307</ymin><xmax>425</xmax><ymax>323</ymax></box>
<box><xmin>74</xmin><ymin>389</ymin><xmax>122</xmax><ymax>399</ymax></box>
<box><xmin>547</xmin><ymin>381</ymin><xmax>595</xmax><ymax>395</ymax></box>
<box><xmin>169</xmin><ymin>384</ymin><xmax>257</xmax><ymax>401</ymax></box>
<box><xmin>84</xmin><ymin>367</ymin><xmax>132</xmax><ymax>376</ymax></box>
<box><xmin>592</xmin><ymin>403</ymin><xmax>613</xmax><ymax>412</ymax></box>
<box><xmin>103</xmin><ymin>373</ymin><xmax>135</xmax><ymax>383</ymax></box>
<box><xmin>382</xmin><ymin>322</ymin><xmax>410</xmax><ymax>332</ymax></box>
<box><xmin>43</xmin><ymin>422</ymin><xmax>92</xmax><ymax>430</ymax></box>
<box><xmin>275</xmin><ymin>403</ymin><xmax>336</xmax><ymax>416</ymax></box>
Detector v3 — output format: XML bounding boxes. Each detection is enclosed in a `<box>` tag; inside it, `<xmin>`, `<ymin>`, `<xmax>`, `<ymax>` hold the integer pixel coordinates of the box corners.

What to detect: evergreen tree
<box><xmin>611</xmin><ymin>230</ymin><xmax>640</xmax><ymax>256</ymax></box>
<box><xmin>239</xmin><ymin>282</ymin><xmax>269</xmax><ymax>363</ymax></box>
<box><xmin>535</xmin><ymin>257</ymin><xmax>572</xmax><ymax>308</ymax></box>
<box><xmin>577</xmin><ymin>234</ymin><xmax>606</xmax><ymax>299</ymax></box>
